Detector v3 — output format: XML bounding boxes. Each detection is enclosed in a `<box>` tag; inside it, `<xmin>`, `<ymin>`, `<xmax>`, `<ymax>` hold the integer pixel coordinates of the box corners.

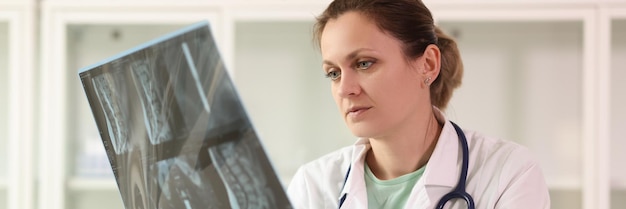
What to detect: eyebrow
<box><xmin>322</xmin><ymin>48</ymin><xmax>376</xmax><ymax>66</ymax></box>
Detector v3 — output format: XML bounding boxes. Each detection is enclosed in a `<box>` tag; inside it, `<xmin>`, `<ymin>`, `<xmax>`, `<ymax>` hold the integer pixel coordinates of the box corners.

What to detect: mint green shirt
<box><xmin>364</xmin><ymin>163</ymin><xmax>426</xmax><ymax>209</ymax></box>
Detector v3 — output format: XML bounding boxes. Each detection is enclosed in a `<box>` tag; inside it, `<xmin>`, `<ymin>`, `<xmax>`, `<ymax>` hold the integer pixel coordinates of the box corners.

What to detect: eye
<box><xmin>356</xmin><ymin>60</ymin><xmax>374</xmax><ymax>70</ymax></box>
<box><xmin>325</xmin><ymin>69</ymin><xmax>341</xmax><ymax>81</ymax></box>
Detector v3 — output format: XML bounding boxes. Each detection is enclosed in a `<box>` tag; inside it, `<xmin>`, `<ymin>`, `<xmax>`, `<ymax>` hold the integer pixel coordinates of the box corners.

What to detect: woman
<box><xmin>287</xmin><ymin>0</ymin><xmax>551</xmax><ymax>208</ymax></box>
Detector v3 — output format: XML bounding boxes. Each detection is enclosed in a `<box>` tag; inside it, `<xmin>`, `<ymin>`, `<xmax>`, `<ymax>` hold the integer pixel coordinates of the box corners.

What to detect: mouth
<box><xmin>346</xmin><ymin>106</ymin><xmax>372</xmax><ymax>116</ymax></box>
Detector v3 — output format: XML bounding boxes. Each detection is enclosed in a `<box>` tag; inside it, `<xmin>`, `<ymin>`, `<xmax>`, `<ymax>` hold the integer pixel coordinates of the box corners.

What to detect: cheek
<box><xmin>370</xmin><ymin>68</ymin><xmax>421</xmax><ymax>106</ymax></box>
<box><xmin>373</xmin><ymin>66</ymin><xmax>418</xmax><ymax>92</ymax></box>
<box><xmin>391</xmin><ymin>66</ymin><xmax>422</xmax><ymax>91</ymax></box>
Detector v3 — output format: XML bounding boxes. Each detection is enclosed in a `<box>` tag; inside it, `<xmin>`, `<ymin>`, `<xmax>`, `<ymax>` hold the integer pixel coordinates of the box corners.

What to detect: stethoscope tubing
<box><xmin>435</xmin><ymin>122</ymin><xmax>475</xmax><ymax>209</ymax></box>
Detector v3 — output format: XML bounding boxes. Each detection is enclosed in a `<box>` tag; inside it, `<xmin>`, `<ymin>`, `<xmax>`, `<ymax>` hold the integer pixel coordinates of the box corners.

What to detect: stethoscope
<box><xmin>338</xmin><ymin>121</ymin><xmax>475</xmax><ymax>209</ymax></box>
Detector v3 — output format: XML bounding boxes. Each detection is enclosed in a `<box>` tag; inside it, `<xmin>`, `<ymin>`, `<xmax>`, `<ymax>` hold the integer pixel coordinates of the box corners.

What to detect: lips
<box><xmin>346</xmin><ymin>106</ymin><xmax>372</xmax><ymax>117</ymax></box>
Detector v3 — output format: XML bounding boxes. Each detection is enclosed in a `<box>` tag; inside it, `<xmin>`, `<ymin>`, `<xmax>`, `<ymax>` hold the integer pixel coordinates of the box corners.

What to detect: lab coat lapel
<box><xmin>338</xmin><ymin>138</ymin><xmax>370</xmax><ymax>209</ymax></box>
<box><xmin>403</xmin><ymin>177</ymin><xmax>432</xmax><ymax>208</ymax></box>
<box><xmin>405</xmin><ymin>116</ymin><xmax>463</xmax><ymax>208</ymax></box>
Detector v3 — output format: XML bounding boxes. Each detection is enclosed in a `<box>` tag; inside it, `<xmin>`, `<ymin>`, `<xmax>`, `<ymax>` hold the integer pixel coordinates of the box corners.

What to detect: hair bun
<box><xmin>430</xmin><ymin>26</ymin><xmax>464</xmax><ymax>110</ymax></box>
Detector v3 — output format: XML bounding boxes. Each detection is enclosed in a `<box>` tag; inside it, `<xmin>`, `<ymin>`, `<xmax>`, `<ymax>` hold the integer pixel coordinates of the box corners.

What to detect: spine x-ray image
<box><xmin>79</xmin><ymin>22</ymin><xmax>293</xmax><ymax>209</ymax></box>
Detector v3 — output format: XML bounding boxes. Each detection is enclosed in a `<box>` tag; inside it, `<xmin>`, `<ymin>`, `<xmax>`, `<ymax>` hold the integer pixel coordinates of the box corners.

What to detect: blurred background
<box><xmin>1</xmin><ymin>0</ymin><xmax>625</xmax><ymax>209</ymax></box>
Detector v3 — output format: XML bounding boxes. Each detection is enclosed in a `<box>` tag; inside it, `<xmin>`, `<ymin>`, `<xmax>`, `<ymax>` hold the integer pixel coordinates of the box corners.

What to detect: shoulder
<box><xmin>287</xmin><ymin>145</ymin><xmax>355</xmax><ymax>208</ymax></box>
<box><xmin>465</xmin><ymin>130</ymin><xmax>539</xmax><ymax>172</ymax></box>
<box><xmin>291</xmin><ymin>145</ymin><xmax>354</xmax><ymax>184</ymax></box>
<box><xmin>464</xmin><ymin>130</ymin><xmax>550</xmax><ymax>208</ymax></box>
<box><xmin>299</xmin><ymin>145</ymin><xmax>354</xmax><ymax>175</ymax></box>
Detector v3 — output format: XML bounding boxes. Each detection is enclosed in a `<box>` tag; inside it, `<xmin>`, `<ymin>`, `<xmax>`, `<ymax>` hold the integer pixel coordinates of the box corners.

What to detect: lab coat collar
<box><xmin>337</xmin><ymin>138</ymin><xmax>370</xmax><ymax>208</ymax></box>
<box><xmin>422</xmin><ymin>107</ymin><xmax>462</xmax><ymax>188</ymax></box>
<box><xmin>405</xmin><ymin>107</ymin><xmax>463</xmax><ymax>208</ymax></box>
<box><xmin>338</xmin><ymin>107</ymin><xmax>462</xmax><ymax>208</ymax></box>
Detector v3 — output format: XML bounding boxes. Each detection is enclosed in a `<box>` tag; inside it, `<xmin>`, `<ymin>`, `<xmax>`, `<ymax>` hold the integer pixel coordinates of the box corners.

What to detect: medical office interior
<box><xmin>1</xmin><ymin>0</ymin><xmax>625</xmax><ymax>208</ymax></box>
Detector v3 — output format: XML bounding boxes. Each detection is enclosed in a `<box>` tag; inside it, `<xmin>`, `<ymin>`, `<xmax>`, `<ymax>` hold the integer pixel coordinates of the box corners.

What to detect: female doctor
<box><xmin>287</xmin><ymin>0</ymin><xmax>551</xmax><ymax>208</ymax></box>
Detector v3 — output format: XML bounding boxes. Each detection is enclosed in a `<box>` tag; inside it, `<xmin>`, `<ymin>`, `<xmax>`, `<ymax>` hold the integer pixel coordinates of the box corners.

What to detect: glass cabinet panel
<box><xmin>611</xmin><ymin>19</ymin><xmax>626</xmax><ymax>209</ymax></box>
<box><xmin>65</xmin><ymin>24</ymin><xmax>185</xmax><ymax>209</ymax></box>
<box><xmin>438</xmin><ymin>21</ymin><xmax>584</xmax><ymax>209</ymax></box>
<box><xmin>0</xmin><ymin>21</ymin><xmax>9</xmax><ymax>209</ymax></box>
<box><xmin>233</xmin><ymin>21</ymin><xmax>354</xmax><ymax>185</ymax></box>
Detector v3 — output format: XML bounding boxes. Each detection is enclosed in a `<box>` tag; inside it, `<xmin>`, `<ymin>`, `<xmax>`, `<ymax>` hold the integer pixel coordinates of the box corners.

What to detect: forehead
<box><xmin>320</xmin><ymin>11</ymin><xmax>402</xmax><ymax>61</ymax></box>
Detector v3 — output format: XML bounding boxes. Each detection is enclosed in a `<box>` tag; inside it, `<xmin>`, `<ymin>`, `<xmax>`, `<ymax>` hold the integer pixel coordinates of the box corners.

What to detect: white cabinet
<box><xmin>38</xmin><ymin>3</ymin><xmax>221</xmax><ymax>209</ymax></box>
<box><xmin>11</xmin><ymin>1</ymin><xmax>625</xmax><ymax>209</ymax></box>
<box><xmin>36</xmin><ymin>0</ymin><xmax>615</xmax><ymax>4</ymax></box>
<box><xmin>0</xmin><ymin>2</ymin><xmax>36</xmax><ymax>209</ymax></box>
<box><xmin>0</xmin><ymin>20</ymin><xmax>9</xmax><ymax>209</ymax></box>
<box><xmin>233</xmin><ymin>21</ymin><xmax>354</xmax><ymax>185</ymax></box>
<box><xmin>440</xmin><ymin>20</ymin><xmax>585</xmax><ymax>209</ymax></box>
<box><xmin>610</xmin><ymin>18</ymin><xmax>626</xmax><ymax>209</ymax></box>
<box><xmin>65</xmin><ymin>24</ymin><xmax>186</xmax><ymax>209</ymax></box>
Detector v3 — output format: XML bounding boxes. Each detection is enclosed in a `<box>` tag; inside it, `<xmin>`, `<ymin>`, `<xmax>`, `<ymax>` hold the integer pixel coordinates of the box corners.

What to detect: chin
<box><xmin>347</xmin><ymin>122</ymin><xmax>381</xmax><ymax>138</ymax></box>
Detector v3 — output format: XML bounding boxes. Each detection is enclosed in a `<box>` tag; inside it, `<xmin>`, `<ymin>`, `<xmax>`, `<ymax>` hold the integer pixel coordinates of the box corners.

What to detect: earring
<box><xmin>424</xmin><ymin>77</ymin><xmax>431</xmax><ymax>86</ymax></box>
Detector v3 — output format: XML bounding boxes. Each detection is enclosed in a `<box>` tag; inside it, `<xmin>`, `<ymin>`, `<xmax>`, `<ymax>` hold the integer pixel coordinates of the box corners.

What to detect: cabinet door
<box><xmin>65</xmin><ymin>24</ymin><xmax>186</xmax><ymax>209</ymax></box>
<box><xmin>438</xmin><ymin>21</ymin><xmax>584</xmax><ymax>209</ymax></box>
<box><xmin>0</xmin><ymin>21</ymin><xmax>8</xmax><ymax>209</ymax></box>
<box><xmin>233</xmin><ymin>21</ymin><xmax>354</xmax><ymax>185</ymax></box>
<box><xmin>611</xmin><ymin>19</ymin><xmax>626</xmax><ymax>209</ymax></box>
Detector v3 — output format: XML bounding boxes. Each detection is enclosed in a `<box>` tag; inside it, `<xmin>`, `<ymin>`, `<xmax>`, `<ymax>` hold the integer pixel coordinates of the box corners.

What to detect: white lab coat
<box><xmin>287</xmin><ymin>108</ymin><xmax>550</xmax><ymax>209</ymax></box>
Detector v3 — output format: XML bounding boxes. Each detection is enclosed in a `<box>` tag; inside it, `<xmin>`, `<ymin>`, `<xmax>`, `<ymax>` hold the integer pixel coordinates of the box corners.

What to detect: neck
<box><xmin>365</xmin><ymin>111</ymin><xmax>442</xmax><ymax>180</ymax></box>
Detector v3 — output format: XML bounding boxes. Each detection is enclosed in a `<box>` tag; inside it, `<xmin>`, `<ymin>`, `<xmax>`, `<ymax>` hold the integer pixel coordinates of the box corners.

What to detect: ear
<box><xmin>420</xmin><ymin>44</ymin><xmax>441</xmax><ymax>86</ymax></box>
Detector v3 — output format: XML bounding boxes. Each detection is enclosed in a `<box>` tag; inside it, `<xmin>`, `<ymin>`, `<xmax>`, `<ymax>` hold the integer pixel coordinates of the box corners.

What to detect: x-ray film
<box><xmin>79</xmin><ymin>22</ymin><xmax>293</xmax><ymax>209</ymax></box>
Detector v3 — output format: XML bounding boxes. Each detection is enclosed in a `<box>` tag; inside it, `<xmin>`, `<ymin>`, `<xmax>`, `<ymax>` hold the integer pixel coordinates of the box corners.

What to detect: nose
<box><xmin>335</xmin><ymin>70</ymin><xmax>361</xmax><ymax>98</ymax></box>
